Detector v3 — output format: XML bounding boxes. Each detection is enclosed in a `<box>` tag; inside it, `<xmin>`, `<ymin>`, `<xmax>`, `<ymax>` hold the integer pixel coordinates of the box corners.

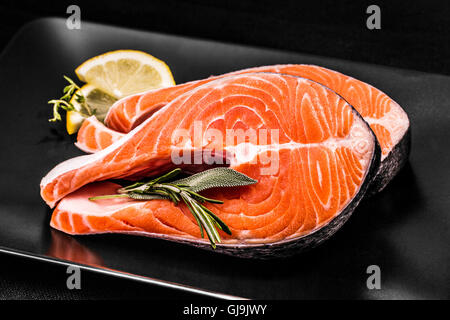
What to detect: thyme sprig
<box><xmin>48</xmin><ymin>76</ymin><xmax>94</xmax><ymax>122</ymax></box>
<box><xmin>89</xmin><ymin>168</ymin><xmax>258</xmax><ymax>249</ymax></box>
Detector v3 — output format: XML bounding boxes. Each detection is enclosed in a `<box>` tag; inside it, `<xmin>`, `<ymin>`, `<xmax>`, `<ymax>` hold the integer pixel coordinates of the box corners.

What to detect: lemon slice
<box><xmin>66</xmin><ymin>110</ymin><xmax>86</xmax><ymax>135</ymax></box>
<box><xmin>66</xmin><ymin>85</ymin><xmax>117</xmax><ymax>134</ymax></box>
<box><xmin>75</xmin><ymin>50</ymin><xmax>175</xmax><ymax>98</ymax></box>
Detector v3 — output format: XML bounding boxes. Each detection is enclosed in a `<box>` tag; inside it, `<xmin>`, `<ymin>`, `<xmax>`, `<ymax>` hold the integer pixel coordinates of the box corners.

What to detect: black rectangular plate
<box><xmin>0</xmin><ymin>18</ymin><xmax>449</xmax><ymax>299</ymax></box>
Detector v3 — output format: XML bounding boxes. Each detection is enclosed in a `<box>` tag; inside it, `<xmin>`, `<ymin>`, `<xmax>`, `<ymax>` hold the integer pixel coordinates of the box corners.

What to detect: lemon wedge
<box><xmin>66</xmin><ymin>110</ymin><xmax>86</xmax><ymax>135</ymax></box>
<box><xmin>75</xmin><ymin>50</ymin><xmax>175</xmax><ymax>98</ymax></box>
<box><xmin>66</xmin><ymin>85</ymin><xmax>117</xmax><ymax>134</ymax></box>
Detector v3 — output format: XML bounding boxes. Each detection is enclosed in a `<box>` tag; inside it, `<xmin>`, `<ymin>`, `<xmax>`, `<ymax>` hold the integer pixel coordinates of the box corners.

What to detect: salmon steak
<box><xmin>42</xmin><ymin>73</ymin><xmax>380</xmax><ymax>258</ymax></box>
<box><xmin>79</xmin><ymin>65</ymin><xmax>407</xmax><ymax>192</ymax></box>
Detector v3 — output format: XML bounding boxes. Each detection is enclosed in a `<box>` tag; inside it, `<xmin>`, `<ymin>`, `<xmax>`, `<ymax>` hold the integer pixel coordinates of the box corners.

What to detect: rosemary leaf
<box><xmin>198</xmin><ymin>203</ymin><xmax>232</xmax><ymax>235</ymax></box>
<box><xmin>181</xmin><ymin>195</ymin><xmax>204</xmax><ymax>239</ymax></box>
<box><xmin>185</xmin><ymin>189</ymin><xmax>224</xmax><ymax>204</ymax></box>
<box><xmin>151</xmin><ymin>168</ymin><xmax>182</xmax><ymax>184</ymax></box>
<box><xmin>88</xmin><ymin>194</ymin><xmax>130</xmax><ymax>200</ymax></box>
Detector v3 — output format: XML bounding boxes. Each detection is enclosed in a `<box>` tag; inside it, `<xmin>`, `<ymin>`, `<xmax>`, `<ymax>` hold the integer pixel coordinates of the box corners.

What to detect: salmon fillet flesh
<box><xmin>90</xmin><ymin>65</ymin><xmax>408</xmax><ymax>192</ymax></box>
<box><xmin>75</xmin><ymin>116</ymin><xmax>124</xmax><ymax>154</ymax></box>
<box><xmin>42</xmin><ymin>73</ymin><xmax>380</xmax><ymax>258</ymax></box>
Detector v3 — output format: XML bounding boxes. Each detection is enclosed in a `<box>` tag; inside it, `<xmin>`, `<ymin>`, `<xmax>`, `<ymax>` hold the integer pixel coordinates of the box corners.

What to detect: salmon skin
<box><xmin>43</xmin><ymin>73</ymin><xmax>380</xmax><ymax>258</ymax></box>
<box><xmin>97</xmin><ymin>64</ymin><xmax>408</xmax><ymax>192</ymax></box>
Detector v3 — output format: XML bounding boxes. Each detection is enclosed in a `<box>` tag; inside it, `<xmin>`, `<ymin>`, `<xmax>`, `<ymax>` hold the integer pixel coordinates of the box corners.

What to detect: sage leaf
<box><xmin>172</xmin><ymin>167</ymin><xmax>257</xmax><ymax>193</ymax></box>
<box><xmin>128</xmin><ymin>193</ymin><xmax>167</xmax><ymax>201</ymax></box>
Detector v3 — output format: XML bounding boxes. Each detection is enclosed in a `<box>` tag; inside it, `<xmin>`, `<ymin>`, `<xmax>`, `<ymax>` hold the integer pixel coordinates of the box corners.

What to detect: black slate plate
<box><xmin>0</xmin><ymin>18</ymin><xmax>448</xmax><ymax>299</ymax></box>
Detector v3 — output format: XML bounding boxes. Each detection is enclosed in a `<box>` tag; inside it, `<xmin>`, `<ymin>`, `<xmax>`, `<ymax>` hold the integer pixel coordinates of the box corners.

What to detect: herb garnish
<box><xmin>89</xmin><ymin>168</ymin><xmax>257</xmax><ymax>248</ymax></box>
<box><xmin>48</xmin><ymin>76</ymin><xmax>94</xmax><ymax>122</ymax></box>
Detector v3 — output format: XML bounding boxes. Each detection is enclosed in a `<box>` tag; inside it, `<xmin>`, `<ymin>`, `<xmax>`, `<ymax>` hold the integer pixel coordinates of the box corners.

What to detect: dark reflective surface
<box><xmin>0</xmin><ymin>18</ymin><xmax>448</xmax><ymax>299</ymax></box>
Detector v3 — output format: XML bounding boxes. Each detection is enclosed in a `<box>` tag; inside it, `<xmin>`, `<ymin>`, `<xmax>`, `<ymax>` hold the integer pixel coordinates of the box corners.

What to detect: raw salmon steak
<box><xmin>42</xmin><ymin>73</ymin><xmax>380</xmax><ymax>258</ymax></box>
<box><xmin>95</xmin><ymin>64</ymin><xmax>408</xmax><ymax>192</ymax></box>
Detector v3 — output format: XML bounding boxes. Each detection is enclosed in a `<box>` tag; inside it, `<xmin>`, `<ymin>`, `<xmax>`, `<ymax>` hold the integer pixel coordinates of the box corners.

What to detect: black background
<box><xmin>0</xmin><ymin>0</ymin><xmax>448</xmax><ymax>300</ymax></box>
<box><xmin>1</xmin><ymin>0</ymin><xmax>450</xmax><ymax>75</ymax></box>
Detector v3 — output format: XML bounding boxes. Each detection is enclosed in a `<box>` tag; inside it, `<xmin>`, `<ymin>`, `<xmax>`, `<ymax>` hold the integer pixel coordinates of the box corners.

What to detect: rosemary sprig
<box><xmin>48</xmin><ymin>76</ymin><xmax>93</xmax><ymax>122</ymax></box>
<box><xmin>89</xmin><ymin>168</ymin><xmax>257</xmax><ymax>249</ymax></box>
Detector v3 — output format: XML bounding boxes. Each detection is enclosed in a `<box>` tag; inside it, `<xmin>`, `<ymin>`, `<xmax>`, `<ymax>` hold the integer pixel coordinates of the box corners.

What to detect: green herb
<box><xmin>89</xmin><ymin>168</ymin><xmax>257</xmax><ymax>248</ymax></box>
<box><xmin>48</xmin><ymin>76</ymin><xmax>94</xmax><ymax>122</ymax></box>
